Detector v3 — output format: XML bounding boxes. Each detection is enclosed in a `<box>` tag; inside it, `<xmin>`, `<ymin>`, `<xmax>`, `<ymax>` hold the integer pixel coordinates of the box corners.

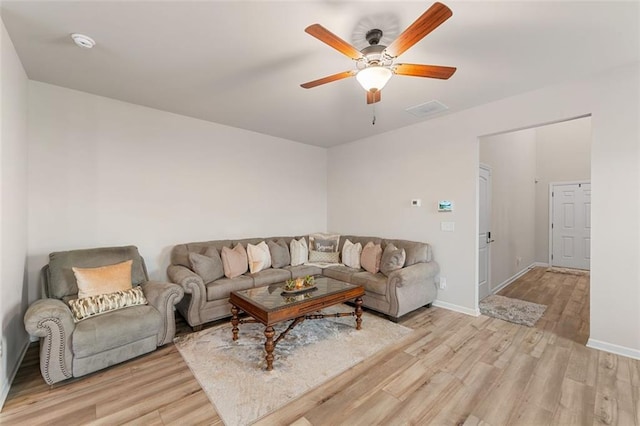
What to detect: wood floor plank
<box><xmin>4</xmin><ymin>267</ymin><xmax>638</xmax><ymax>426</ymax></box>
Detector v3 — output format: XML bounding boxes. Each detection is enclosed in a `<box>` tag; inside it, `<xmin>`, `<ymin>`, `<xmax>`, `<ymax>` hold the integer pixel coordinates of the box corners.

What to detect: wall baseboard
<box><xmin>532</xmin><ymin>262</ymin><xmax>550</xmax><ymax>268</ymax></box>
<box><xmin>0</xmin><ymin>337</ymin><xmax>30</xmax><ymax>411</ymax></box>
<box><xmin>587</xmin><ymin>338</ymin><xmax>640</xmax><ymax>361</ymax></box>
<box><xmin>491</xmin><ymin>263</ymin><xmax>538</xmax><ymax>294</ymax></box>
<box><xmin>433</xmin><ymin>300</ymin><xmax>480</xmax><ymax>317</ymax></box>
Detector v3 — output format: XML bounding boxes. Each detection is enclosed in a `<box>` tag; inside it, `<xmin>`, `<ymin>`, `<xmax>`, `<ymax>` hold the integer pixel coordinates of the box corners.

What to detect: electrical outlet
<box><xmin>439</xmin><ymin>277</ymin><xmax>447</xmax><ymax>289</ymax></box>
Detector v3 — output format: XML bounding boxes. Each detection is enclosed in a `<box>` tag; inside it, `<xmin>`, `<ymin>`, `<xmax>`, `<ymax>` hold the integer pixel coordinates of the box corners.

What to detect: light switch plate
<box><xmin>441</xmin><ymin>221</ymin><xmax>455</xmax><ymax>232</ymax></box>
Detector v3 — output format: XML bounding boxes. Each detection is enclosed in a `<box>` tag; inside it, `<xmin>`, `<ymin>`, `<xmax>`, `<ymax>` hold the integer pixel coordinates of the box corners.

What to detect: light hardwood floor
<box><xmin>2</xmin><ymin>267</ymin><xmax>639</xmax><ymax>425</ymax></box>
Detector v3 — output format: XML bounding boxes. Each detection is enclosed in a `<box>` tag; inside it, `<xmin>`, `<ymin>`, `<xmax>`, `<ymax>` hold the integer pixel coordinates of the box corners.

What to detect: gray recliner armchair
<box><xmin>24</xmin><ymin>245</ymin><xmax>184</xmax><ymax>385</ymax></box>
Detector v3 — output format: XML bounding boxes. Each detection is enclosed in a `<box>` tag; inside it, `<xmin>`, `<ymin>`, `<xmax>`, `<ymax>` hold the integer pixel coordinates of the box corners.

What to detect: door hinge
<box><xmin>552</xmin><ymin>191</ymin><xmax>554</xmax><ymax>197</ymax></box>
<box><xmin>551</xmin><ymin>254</ymin><xmax>554</xmax><ymax>260</ymax></box>
<box><xmin>552</xmin><ymin>223</ymin><xmax>554</xmax><ymax>229</ymax></box>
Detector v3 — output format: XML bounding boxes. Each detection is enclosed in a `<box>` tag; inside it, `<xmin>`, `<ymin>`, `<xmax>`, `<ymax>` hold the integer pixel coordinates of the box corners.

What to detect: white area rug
<box><xmin>174</xmin><ymin>305</ymin><xmax>412</xmax><ymax>426</ymax></box>
<box><xmin>479</xmin><ymin>295</ymin><xmax>547</xmax><ymax>327</ymax></box>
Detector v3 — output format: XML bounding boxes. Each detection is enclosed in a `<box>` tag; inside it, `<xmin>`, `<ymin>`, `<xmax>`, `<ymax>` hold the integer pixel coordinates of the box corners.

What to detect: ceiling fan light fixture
<box><xmin>356</xmin><ymin>66</ymin><xmax>392</xmax><ymax>92</ymax></box>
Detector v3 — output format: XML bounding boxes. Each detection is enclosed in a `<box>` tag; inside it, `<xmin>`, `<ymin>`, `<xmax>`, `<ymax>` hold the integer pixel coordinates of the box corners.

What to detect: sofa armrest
<box><xmin>387</xmin><ymin>261</ymin><xmax>440</xmax><ymax>289</ymax></box>
<box><xmin>141</xmin><ymin>281</ymin><xmax>184</xmax><ymax>346</ymax></box>
<box><xmin>167</xmin><ymin>264</ymin><xmax>206</xmax><ymax>327</ymax></box>
<box><xmin>24</xmin><ymin>299</ymin><xmax>74</xmax><ymax>384</ymax></box>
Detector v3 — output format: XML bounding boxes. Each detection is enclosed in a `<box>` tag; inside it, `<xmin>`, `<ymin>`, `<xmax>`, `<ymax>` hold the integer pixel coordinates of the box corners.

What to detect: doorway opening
<box><xmin>478</xmin><ymin>116</ymin><xmax>591</xmax><ymax>344</ymax></box>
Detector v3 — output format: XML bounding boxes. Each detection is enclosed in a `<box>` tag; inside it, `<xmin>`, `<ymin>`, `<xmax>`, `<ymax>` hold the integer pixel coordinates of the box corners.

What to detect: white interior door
<box><xmin>479</xmin><ymin>165</ymin><xmax>492</xmax><ymax>299</ymax></box>
<box><xmin>551</xmin><ymin>182</ymin><xmax>591</xmax><ymax>270</ymax></box>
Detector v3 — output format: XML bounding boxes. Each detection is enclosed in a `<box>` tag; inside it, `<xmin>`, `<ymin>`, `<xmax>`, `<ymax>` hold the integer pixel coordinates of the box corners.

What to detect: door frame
<box><xmin>548</xmin><ymin>180</ymin><xmax>591</xmax><ymax>266</ymax></box>
<box><xmin>479</xmin><ymin>164</ymin><xmax>492</xmax><ymax>299</ymax></box>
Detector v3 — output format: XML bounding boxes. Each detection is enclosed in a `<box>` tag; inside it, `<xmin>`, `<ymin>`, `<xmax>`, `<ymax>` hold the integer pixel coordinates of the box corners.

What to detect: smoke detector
<box><xmin>71</xmin><ymin>33</ymin><xmax>95</xmax><ymax>49</ymax></box>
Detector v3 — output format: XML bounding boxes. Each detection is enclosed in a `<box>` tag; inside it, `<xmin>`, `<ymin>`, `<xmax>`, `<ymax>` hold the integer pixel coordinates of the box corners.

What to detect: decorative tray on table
<box><xmin>281</xmin><ymin>276</ymin><xmax>317</xmax><ymax>295</ymax></box>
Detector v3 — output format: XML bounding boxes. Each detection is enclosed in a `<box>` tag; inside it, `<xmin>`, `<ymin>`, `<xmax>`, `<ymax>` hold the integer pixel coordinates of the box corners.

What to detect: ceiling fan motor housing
<box><xmin>365</xmin><ymin>28</ymin><xmax>383</xmax><ymax>45</ymax></box>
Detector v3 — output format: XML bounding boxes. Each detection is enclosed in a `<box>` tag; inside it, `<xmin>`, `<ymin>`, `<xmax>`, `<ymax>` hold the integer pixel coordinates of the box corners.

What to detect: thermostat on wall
<box><xmin>411</xmin><ymin>199</ymin><xmax>422</xmax><ymax>207</ymax></box>
<box><xmin>438</xmin><ymin>200</ymin><xmax>453</xmax><ymax>212</ymax></box>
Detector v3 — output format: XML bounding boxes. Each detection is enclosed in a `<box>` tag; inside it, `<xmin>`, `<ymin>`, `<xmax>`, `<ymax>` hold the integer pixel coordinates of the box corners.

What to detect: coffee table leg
<box><xmin>355</xmin><ymin>297</ymin><xmax>363</xmax><ymax>330</ymax></box>
<box><xmin>231</xmin><ymin>305</ymin><xmax>239</xmax><ymax>341</ymax></box>
<box><xmin>264</xmin><ymin>326</ymin><xmax>275</xmax><ymax>371</ymax></box>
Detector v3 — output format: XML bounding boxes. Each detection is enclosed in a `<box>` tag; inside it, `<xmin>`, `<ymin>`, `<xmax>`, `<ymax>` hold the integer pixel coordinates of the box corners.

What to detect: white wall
<box><xmin>535</xmin><ymin>117</ymin><xmax>591</xmax><ymax>263</ymax></box>
<box><xmin>0</xmin><ymin>19</ymin><xmax>29</xmax><ymax>407</ymax></box>
<box><xmin>27</xmin><ymin>82</ymin><xmax>327</xmax><ymax>303</ymax></box>
<box><xmin>480</xmin><ymin>129</ymin><xmax>537</xmax><ymax>291</ymax></box>
<box><xmin>328</xmin><ymin>62</ymin><xmax>640</xmax><ymax>356</ymax></box>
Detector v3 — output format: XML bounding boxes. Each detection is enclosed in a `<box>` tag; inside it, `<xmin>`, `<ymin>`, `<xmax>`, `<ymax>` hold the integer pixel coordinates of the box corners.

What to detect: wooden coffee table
<box><xmin>229</xmin><ymin>276</ymin><xmax>365</xmax><ymax>371</ymax></box>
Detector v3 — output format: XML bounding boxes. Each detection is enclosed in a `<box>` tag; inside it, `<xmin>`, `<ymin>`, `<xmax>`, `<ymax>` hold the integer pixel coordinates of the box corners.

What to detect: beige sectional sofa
<box><xmin>167</xmin><ymin>235</ymin><xmax>439</xmax><ymax>329</ymax></box>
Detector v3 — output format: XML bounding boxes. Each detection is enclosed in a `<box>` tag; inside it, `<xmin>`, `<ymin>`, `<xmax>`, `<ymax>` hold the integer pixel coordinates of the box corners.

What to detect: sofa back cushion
<box><xmin>48</xmin><ymin>245</ymin><xmax>147</xmax><ymax>300</ymax></box>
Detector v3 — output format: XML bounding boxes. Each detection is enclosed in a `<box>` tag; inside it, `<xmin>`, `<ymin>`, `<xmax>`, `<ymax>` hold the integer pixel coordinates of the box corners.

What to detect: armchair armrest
<box><xmin>387</xmin><ymin>261</ymin><xmax>440</xmax><ymax>288</ymax></box>
<box><xmin>141</xmin><ymin>281</ymin><xmax>184</xmax><ymax>346</ymax></box>
<box><xmin>24</xmin><ymin>299</ymin><xmax>74</xmax><ymax>385</ymax></box>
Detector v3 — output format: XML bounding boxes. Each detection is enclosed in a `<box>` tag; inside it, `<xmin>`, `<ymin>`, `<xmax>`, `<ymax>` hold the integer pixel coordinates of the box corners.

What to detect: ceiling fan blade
<box><xmin>385</xmin><ymin>2</ymin><xmax>453</xmax><ymax>58</ymax></box>
<box><xmin>366</xmin><ymin>90</ymin><xmax>381</xmax><ymax>104</ymax></box>
<box><xmin>305</xmin><ymin>24</ymin><xmax>364</xmax><ymax>60</ymax></box>
<box><xmin>300</xmin><ymin>70</ymin><xmax>356</xmax><ymax>89</ymax></box>
<box><xmin>393</xmin><ymin>63</ymin><xmax>456</xmax><ymax>79</ymax></box>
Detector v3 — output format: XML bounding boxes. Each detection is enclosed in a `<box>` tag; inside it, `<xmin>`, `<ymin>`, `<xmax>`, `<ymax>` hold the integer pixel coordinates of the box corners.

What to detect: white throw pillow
<box><xmin>247</xmin><ymin>241</ymin><xmax>272</xmax><ymax>274</ymax></box>
<box><xmin>290</xmin><ymin>238</ymin><xmax>309</xmax><ymax>266</ymax></box>
<box><xmin>342</xmin><ymin>239</ymin><xmax>362</xmax><ymax>269</ymax></box>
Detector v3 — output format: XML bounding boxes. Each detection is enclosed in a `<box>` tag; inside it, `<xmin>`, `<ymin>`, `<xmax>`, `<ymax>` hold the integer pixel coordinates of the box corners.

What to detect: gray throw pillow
<box><xmin>189</xmin><ymin>246</ymin><xmax>224</xmax><ymax>284</ymax></box>
<box><xmin>380</xmin><ymin>243</ymin><xmax>406</xmax><ymax>276</ymax></box>
<box><xmin>267</xmin><ymin>239</ymin><xmax>291</xmax><ymax>268</ymax></box>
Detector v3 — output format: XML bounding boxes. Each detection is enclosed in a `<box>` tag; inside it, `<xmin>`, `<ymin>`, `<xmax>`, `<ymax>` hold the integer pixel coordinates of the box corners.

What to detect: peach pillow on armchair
<box><xmin>72</xmin><ymin>260</ymin><xmax>133</xmax><ymax>299</ymax></box>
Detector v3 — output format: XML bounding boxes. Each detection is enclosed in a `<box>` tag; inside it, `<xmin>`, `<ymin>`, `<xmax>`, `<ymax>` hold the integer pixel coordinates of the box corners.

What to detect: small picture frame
<box><xmin>438</xmin><ymin>200</ymin><xmax>453</xmax><ymax>212</ymax></box>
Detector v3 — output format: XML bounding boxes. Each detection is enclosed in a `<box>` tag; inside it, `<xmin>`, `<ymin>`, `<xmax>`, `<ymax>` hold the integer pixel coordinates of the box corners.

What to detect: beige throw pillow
<box><xmin>72</xmin><ymin>260</ymin><xmax>133</xmax><ymax>299</ymax></box>
<box><xmin>380</xmin><ymin>243</ymin><xmax>407</xmax><ymax>276</ymax></box>
<box><xmin>308</xmin><ymin>250</ymin><xmax>340</xmax><ymax>263</ymax></box>
<box><xmin>247</xmin><ymin>241</ymin><xmax>272</xmax><ymax>274</ymax></box>
<box><xmin>342</xmin><ymin>239</ymin><xmax>362</xmax><ymax>269</ymax></box>
<box><xmin>68</xmin><ymin>286</ymin><xmax>148</xmax><ymax>322</ymax></box>
<box><xmin>290</xmin><ymin>238</ymin><xmax>308</xmax><ymax>266</ymax></box>
<box><xmin>360</xmin><ymin>242</ymin><xmax>382</xmax><ymax>274</ymax></box>
<box><xmin>221</xmin><ymin>244</ymin><xmax>248</xmax><ymax>279</ymax></box>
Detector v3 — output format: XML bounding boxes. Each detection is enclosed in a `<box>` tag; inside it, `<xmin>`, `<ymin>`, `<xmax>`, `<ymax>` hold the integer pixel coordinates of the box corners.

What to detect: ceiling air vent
<box><xmin>405</xmin><ymin>100</ymin><xmax>448</xmax><ymax>117</ymax></box>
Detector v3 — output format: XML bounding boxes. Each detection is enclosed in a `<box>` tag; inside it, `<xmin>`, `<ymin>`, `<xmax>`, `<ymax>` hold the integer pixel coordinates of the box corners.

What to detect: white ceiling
<box><xmin>2</xmin><ymin>1</ymin><xmax>638</xmax><ymax>147</ymax></box>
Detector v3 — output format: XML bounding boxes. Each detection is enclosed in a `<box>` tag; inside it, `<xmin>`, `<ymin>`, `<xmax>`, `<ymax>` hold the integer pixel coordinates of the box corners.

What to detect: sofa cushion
<box><xmin>323</xmin><ymin>265</ymin><xmax>361</xmax><ymax>283</ymax></box>
<box><xmin>308</xmin><ymin>250</ymin><xmax>340</xmax><ymax>263</ymax></box>
<box><xmin>221</xmin><ymin>244</ymin><xmax>248</xmax><ymax>279</ymax></box>
<box><xmin>342</xmin><ymin>239</ymin><xmax>362</xmax><ymax>269</ymax></box>
<box><xmin>206</xmin><ymin>276</ymin><xmax>254</xmax><ymax>301</ymax></box>
<box><xmin>268</xmin><ymin>240</ymin><xmax>291</xmax><ymax>268</ymax></box>
<box><xmin>380</xmin><ymin>243</ymin><xmax>406</xmax><ymax>276</ymax></box>
<box><xmin>250</xmin><ymin>269</ymin><xmax>291</xmax><ymax>287</ymax></box>
<box><xmin>352</xmin><ymin>271</ymin><xmax>388</xmax><ymax>296</ymax></box>
<box><xmin>283</xmin><ymin>265</ymin><xmax>323</xmax><ymax>279</ymax></box>
<box><xmin>247</xmin><ymin>241</ymin><xmax>272</xmax><ymax>274</ymax></box>
<box><xmin>72</xmin><ymin>260</ymin><xmax>133</xmax><ymax>299</ymax></box>
<box><xmin>290</xmin><ymin>238</ymin><xmax>308</xmax><ymax>266</ymax></box>
<box><xmin>361</xmin><ymin>242</ymin><xmax>382</xmax><ymax>274</ymax></box>
<box><xmin>68</xmin><ymin>287</ymin><xmax>148</xmax><ymax>322</ymax></box>
<box><xmin>72</xmin><ymin>304</ymin><xmax>161</xmax><ymax>358</ymax></box>
<box><xmin>49</xmin><ymin>245</ymin><xmax>147</xmax><ymax>299</ymax></box>
<box><xmin>189</xmin><ymin>246</ymin><xmax>224</xmax><ymax>284</ymax></box>
<box><xmin>384</xmin><ymin>239</ymin><xmax>430</xmax><ymax>266</ymax></box>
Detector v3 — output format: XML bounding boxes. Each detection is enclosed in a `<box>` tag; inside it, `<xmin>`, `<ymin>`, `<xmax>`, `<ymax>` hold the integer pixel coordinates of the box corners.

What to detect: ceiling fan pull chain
<box><xmin>372</xmin><ymin>104</ymin><xmax>376</xmax><ymax>125</ymax></box>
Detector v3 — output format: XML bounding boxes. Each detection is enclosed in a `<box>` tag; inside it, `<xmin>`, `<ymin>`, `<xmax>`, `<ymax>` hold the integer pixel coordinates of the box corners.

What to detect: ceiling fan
<box><xmin>300</xmin><ymin>2</ymin><xmax>456</xmax><ymax>104</ymax></box>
